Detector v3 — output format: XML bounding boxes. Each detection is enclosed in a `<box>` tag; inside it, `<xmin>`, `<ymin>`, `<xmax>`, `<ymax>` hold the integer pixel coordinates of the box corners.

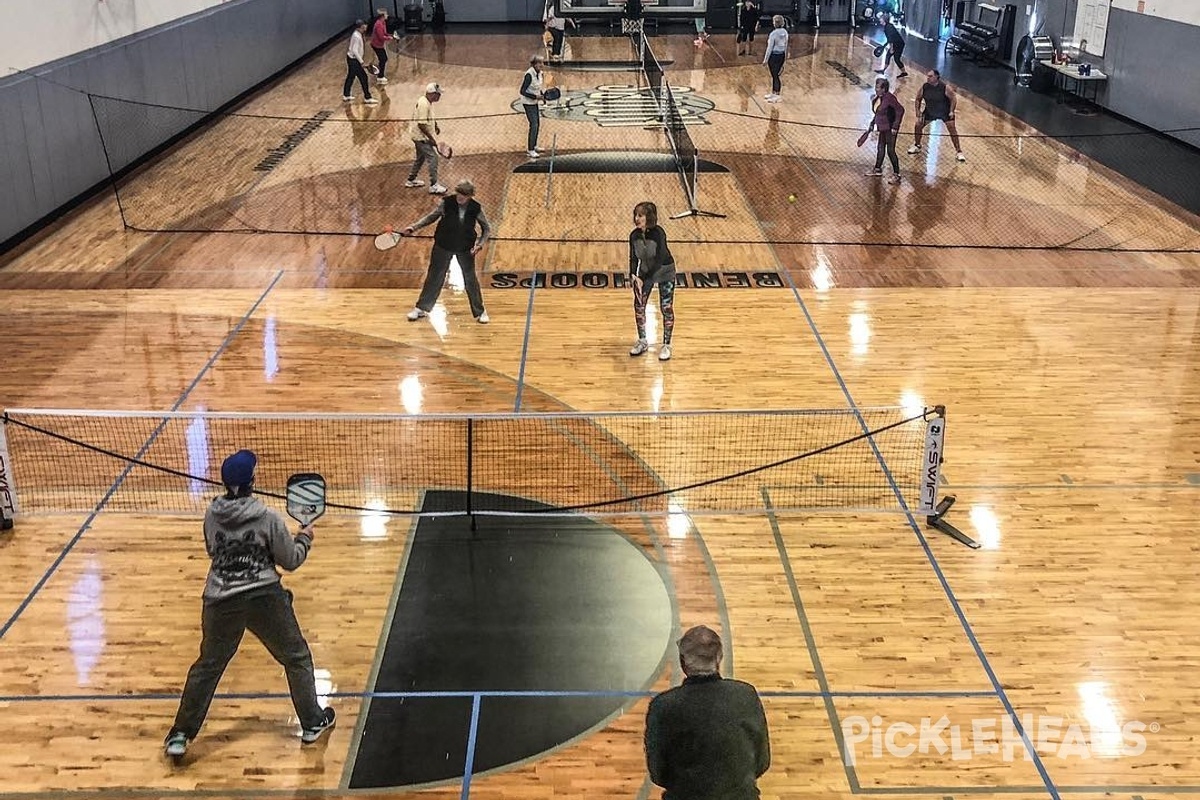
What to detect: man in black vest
<box><xmin>401</xmin><ymin>179</ymin><xmax>492</xmax><ymax>324</ymax></box>
<box><xmin>645</xmin><ymin>625</ymin><xmax>771</xmax><ymax>800</ymax></box>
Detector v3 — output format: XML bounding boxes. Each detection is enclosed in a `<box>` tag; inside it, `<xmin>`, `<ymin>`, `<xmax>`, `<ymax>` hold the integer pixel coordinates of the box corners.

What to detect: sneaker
<box><xmin>629</xmin><ymin>339</ymin><xmax>648</xmax><ymax>357</ymax></box>
<box><xmin>407</xmin><ymin>308</ymin><xmax>428</xmax><ymax>321</ymax></box>
<box><xmin>164</xmin><ymin>729</ymin><xmax>189</xmax><ymax>758</ymax></box>
<box><xmin>864</xmin><ymin>169</ymin><xmax>883</xmax><ymax>177</ymax></box>
<box><xmin>342</xmin><ymin>95</ymin><xmax>353</xmax><ymax>102</ymax></box>
<box><xmin>767</xmin><ymin>95</ymin><xmax>781</xmax><ymax>103</ymax></box>
<box><xmin>763</xmin><ymin>92</ymin><xmax>776</xmax><ymax>99</ymax></box>
<box><xmin>874</xmin><ymin>69</ymin><xmax>885</xmax><ymax>74</ymax></box>
<box><xmin>887</xmin><ymin>173</ymin><xmax>901</xmax><ymax>185</ymax></box>
<box><xmin>376</xmin><ymin>77</ymin><xmax>388</xmax><ymax>84</ymax></box>
<box><xmin>429</xmin><ymin>183</ymin><xmax>448</xmax><ymax>194</ymax></box>
<box><xmin>906</xmin><ymin>144</ymin><xmax>922</xmax><ymax>154</ymax></box>
<box><xmin>404</xmin><ymin>179</ymin><xmax>425</xmax><ymax>188</ymax></box>
<box><xmin>527</xmin><ymin>150</ymin><xmax>540</xmax><ymax>159</ymax></box>
<box><xmin>364</xmin><ymin>97</ymin><xmax>379</xmax><ymax>105</ymax></box>
<box><xmin>476</xmin><ymin>311</ymin><xmax>490</xmax><ymax>324</ymax></box>
<box><xmin>897</xmin><ymin>71</ymin><xmax>910</xmax><ymax>78</ymax></box>
<box><xmin>658</xmin><ymin>344</ymin><xmax>672</xmax><ymax>361</ymax></box>
<box><xmin>301</xmin><ymin>707</ymin><xmax>336</xmax><ymax>744</ymax></box>
<box><xmin>956</xmin><ymin>151</ymin><xmax>967</xmax><ymax>162</ymax></box>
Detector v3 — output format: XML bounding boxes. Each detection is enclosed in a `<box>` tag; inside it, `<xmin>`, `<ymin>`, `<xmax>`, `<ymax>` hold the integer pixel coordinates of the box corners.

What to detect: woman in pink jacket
<box><xmin>858</xmin><ymin>76</ymin><xmax>905</xmax><ymax>185</ymax></box>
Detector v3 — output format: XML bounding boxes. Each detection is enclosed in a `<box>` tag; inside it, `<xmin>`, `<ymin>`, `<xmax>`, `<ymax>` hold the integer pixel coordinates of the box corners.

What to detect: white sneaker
<box><xmin>864</xmin><ymin>169</ymin><xmax>883</xmax><ymax>177</ymax></box>
<box><xmin>364</xmin><ymin>97</ymin><xmax>379</xmax><ymax>105</ymax></box>
<box><xmin>956</xmin><ymin>152</ymin><xmax>967</xmax><ymax>162</ymax></box>
<box><xmin>376</xmin><ymin>77</ymin><xmax>388</xmax><ymax>84</ymax></box>
<box><xmin>658</xmin><ymin>344</ymin><xmax>672</xmax><ymax>361</ymax></box>
<box><xmin>429</xmin><ymin>183</ymin><xmax>448</xmax><ymax>194</ymax></box>
<box><xmin>763</xmin><ymin>92</ymin><xmax>775</xmax><ymax>99</ymax></box>
<box><xmin>406</xmin><ymin>308</ymin><xmax>427</xmax><ymax>321</ymax></box>
<box><xmin>629</xmin><ymin>339</ymin><xmax>648</xmax><ymax>357</ymax></box>
<box><xmin>767</xmin><ymin>95</ymin><xmax>781</xmax><ymax>103</ymax></box>
<box><xmin>476</xmin><ymin>311</ymin><xmax>489</xmax><ymax>324</ymax></box>
<box><xmin>907</xmin><ymin>144</ymin><xmax>921</xmax><ymax>154</ymax></box>
<box><xmin>342</xmin><ymin>95</ymin><xmax>353</xmax><ymax>102</ymax></box>
<box><xmin>527</xmin><ymin>150</ymin><xmax>540</xmax><ymax>159</ymax></box>
<box><xmin>405</xmin><ymin>179</ymin><xmax>425</xmax><ymax>188</ymax></box>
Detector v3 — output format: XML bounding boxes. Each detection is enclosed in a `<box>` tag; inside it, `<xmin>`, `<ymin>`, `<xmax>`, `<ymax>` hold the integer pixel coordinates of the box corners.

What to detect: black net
<box><xmin>2</xmin><ymin>407</ymin><xmax>942</xmax><ymax>518</ymax></box>
<box><xmin>85</xmin><ymin>87</ymin><xmax>1200</xmax><ymax>251</ymax></box>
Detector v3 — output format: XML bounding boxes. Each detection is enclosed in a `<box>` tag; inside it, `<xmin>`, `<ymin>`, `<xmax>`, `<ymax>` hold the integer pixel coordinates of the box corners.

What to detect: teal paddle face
<box><xmin>286</xmin><ymin>473</ymin><xmax>327</xmax><ymax>526</ymax></box>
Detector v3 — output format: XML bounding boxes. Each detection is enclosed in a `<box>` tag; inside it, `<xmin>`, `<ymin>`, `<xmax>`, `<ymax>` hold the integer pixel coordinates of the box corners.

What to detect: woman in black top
<box><xmin>628</xmin><ymin>201</ymin><xmax>676</xmax><ymax>361</ymax></box>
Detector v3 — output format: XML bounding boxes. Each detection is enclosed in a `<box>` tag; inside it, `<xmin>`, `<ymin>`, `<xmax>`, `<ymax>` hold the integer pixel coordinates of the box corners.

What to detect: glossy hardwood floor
<box><xmin>1</xmin><ymin>21</ymin><xmax>1198</xmax><ymax>800</ymax></box>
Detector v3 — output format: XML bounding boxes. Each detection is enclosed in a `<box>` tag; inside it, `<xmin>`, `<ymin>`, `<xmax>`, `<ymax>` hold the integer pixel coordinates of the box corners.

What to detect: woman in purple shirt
<box><xmin>858</xmin><ymin>76</ymin><xmax>905</xmax><ymax>184</ymax></box>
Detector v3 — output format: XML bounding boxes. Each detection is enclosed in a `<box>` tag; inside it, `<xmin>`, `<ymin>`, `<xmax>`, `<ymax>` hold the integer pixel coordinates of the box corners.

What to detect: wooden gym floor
<box><xmin>1</xmin><ymin>21</ymin><xmax>1199</xmax><ymax>800</ymax></box>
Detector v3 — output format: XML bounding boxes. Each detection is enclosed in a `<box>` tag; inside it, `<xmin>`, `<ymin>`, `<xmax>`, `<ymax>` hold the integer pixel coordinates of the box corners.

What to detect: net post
<box><xmin>916</xmin><ymin>406</ymin><xmax>945</xmax><ymax>516</ymax></box>
<box><xmin>0</xmin><ymin>415</ymin><xmax>18</xmax><ymax>531</ymax></box>
<box><xmin>466</xmin><ymin>416</ymin><xmax>475</xmax><ymax>531</ymax></box>
<box><xmin>920</xmin><ymin>406</ymin><xmax>980</xmax><ymax>549</ymax></box>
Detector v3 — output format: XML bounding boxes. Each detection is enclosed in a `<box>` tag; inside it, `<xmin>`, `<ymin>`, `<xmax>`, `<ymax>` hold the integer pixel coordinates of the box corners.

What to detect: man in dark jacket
<box><xmin>403</xmin><ymin>179</ymin><xmax>492</xmax><ymax>324</ymax></box>
<box><xmin>163</xmin><ymin>450</ymin><xmax>335</xmax><ymax>758</ymax></box>
<box><xmin>645</xmin><ymin>626</ymin><xmax>771</xmax><ymax>800</ymax></box>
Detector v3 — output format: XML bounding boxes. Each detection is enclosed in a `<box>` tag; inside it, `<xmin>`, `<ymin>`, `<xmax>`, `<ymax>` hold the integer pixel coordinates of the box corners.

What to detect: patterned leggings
<box><xmin>633</xmin><ymin>279</ymin><xmax>675</xmax><ymax>344</ymax></box>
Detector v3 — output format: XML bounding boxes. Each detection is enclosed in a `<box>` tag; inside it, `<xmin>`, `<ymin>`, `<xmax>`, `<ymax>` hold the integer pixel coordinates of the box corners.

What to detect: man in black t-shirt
<box><xmin>907</xmin><ymin>69</ymin><xmax>966</xmax><ymax>162</ymax></box>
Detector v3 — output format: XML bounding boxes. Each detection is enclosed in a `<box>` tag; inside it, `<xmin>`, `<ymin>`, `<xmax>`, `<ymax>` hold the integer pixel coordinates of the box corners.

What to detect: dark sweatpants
<box><xmin>172</xmin><ymin>584</ymin><xmax>324</xmax><ymax>738</ymax></box>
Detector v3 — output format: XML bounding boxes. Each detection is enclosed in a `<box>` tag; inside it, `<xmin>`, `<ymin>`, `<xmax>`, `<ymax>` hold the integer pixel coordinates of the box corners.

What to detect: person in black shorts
<box><xmin>907</xmin><ymin>69</ymin><xmax>966</xmax><ymax>162</ymax></box>
<box><xmin>875</xmin><ymin>13</ymin><xmax>908</xmax><ymax>79</ymax></box>
<box><xmin>736</xmin><ymin>0</ymin><xmax>760</xmax><ymax>56</ymax></box>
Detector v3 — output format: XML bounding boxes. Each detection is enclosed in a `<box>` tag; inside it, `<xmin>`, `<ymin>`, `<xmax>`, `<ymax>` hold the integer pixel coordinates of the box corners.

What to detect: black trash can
<box><xmin>404</xmin><ymin>3</ymin><xmax>422</xmax><ymax>32</ymax></box>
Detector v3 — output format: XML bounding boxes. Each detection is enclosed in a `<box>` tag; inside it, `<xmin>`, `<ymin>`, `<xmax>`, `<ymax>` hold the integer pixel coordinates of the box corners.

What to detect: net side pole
<box><xmin>0</xmin><ymin>418</ymin><xmax>17</xmax><ymax>529</ymax></box>
<box><xmin>916</xmin><ymin>408</ymin><xmax>945</xmax><ymax>516</ymax></box>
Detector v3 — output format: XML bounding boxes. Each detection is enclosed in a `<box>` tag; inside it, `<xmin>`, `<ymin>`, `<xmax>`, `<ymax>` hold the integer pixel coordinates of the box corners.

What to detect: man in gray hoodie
<box><xmin>163</xmin><ymin>449</ymin><xmax>335</xmax><ymax>758</ymax></box>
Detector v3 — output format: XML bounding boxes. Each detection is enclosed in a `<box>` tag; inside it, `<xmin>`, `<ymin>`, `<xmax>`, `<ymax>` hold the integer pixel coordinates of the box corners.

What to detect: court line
<box><xmin>781</xmin><ymin>270</ymin><xmax>1063</xmax><ymax>800</ymax></box>
<box><xmin>512</xmin><ymin>271</ymin><xmax>539</xmax><ymax>412</ymax></box>
<box><xmin>461</xmin><ymin>694</ymin><xmax>482</xmax><ymax>800</ymax></box>
<box><xmin>0</xmin><ymin>270</ymin><xmax>284</xmax><ymax>640</ymax></box>
<box><xmin>0</xmin><ymin>688</ymin><xmax>998</xmax><ymax>703</ymax></box>
<box><xmin>1</xmin><ymin>784</ymin><xmax>1197</xmax><ymax>799</ymax></box>
<box><xmin>763</xmin><ymin>486</ymin><xmax>860</xmax><ymax>792</ymax></box>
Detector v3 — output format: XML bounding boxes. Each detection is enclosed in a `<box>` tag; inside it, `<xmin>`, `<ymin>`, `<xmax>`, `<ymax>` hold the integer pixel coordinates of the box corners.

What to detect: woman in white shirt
<box><xmin>519</xmin><ymin>55</ymin><xmax>546</xmax><ymax>158</ymax></box>
<box><xmin>762</xmin><ymin>16</ymin><xmax>788</xmax><ymax>103</ymax></box>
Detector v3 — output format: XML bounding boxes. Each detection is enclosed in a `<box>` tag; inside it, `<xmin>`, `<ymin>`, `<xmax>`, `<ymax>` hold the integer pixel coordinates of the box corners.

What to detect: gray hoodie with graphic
<box><xmin>202</xmin><ymin>495</ymin><xmax>312</xmax><ymax>604</ymax></box>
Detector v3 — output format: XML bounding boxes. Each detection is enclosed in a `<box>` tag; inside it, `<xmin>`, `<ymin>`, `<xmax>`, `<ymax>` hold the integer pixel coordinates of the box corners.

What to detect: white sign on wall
<box><xmin>1073</xmin><ymin>0</ymin><xmax>1111</xmax><ymax>56</ymax></box>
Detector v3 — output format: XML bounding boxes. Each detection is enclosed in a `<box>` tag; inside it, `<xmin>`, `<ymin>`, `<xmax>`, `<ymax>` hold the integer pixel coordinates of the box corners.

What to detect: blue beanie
<box><xmin>221</xmin><ymin>449</ymin><xmax>257</xmax><ymax>487</ymax></box>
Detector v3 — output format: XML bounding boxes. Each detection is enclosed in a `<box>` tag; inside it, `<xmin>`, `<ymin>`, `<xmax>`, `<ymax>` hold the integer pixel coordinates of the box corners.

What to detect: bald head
<box><xmin>678</xmin><ymin>625</ymin><xmax>723</xmax><ymax>677</ymax></box>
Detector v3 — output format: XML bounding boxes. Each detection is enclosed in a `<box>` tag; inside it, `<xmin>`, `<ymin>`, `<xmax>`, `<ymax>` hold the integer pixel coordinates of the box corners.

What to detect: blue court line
<box><xmin>781</xmin><ymin>271</ymin><xmax>1062</xmax><ymax>800</ymax></box>
<box><xmin>461</xmin><ymin>693</ymin><xmax>482</xmax><ymax>800</ymax></box>
<box><xmin>512</xmin><ymin>271</ymin><xmax>539</xmax><ymax>412</ymax></box>
<box><xmin>763</xmin><ymin>486</ymin><xmax>859</xmax><ymax>792</ymax></box>
<box><xmin>0</xmin><ymin>688</ymin><xmax>999</xmax><ymax>703</ymax></box>
<box><xmin>0</xmin><ymin>271</ymin><xmax>283</xmax><ymax>641</ymax></box>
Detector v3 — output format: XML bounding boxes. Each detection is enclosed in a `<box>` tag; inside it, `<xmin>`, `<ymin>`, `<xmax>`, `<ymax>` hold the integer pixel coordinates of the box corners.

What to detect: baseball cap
<box><xmin>221</xmin><ymin>449</ymin><xmax>257</xmax><ymax>487</ymax></box>
<box><xmin>426</xmin><ymin>82</ymin><xmax>442</xmax><ymax>94</ymax></box>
